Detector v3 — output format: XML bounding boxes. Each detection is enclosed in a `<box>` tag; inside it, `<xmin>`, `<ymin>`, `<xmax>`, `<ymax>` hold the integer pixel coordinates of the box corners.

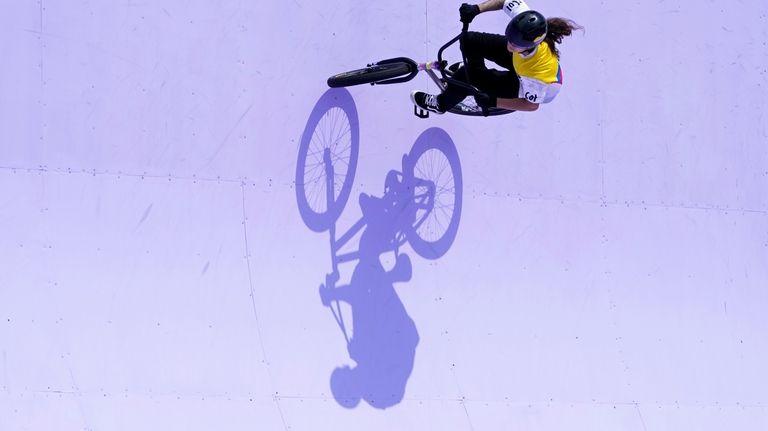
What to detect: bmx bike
<box><xmin>327</xmin><ymin>22</ymin><xmax>514</xmax><ymax>118</ymax></box>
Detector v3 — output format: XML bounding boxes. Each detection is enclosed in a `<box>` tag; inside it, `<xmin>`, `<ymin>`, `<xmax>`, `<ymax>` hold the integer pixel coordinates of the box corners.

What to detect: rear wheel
<box><xmin>327</xmin><ymin>63</ymin><xmax>411</xmax><ymax>88</ymax></box>
<box><xmin>448</xmin><ymin>96</ymin><xmax>515</xmax><ymax>116</ymax></box>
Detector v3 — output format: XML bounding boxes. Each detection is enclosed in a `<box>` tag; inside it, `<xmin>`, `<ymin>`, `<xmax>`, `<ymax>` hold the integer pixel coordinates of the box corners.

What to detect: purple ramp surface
<box><xmin>1</xmin><ymin>1</ymin><xmax>767</xmax><ymax>430</ymax></box>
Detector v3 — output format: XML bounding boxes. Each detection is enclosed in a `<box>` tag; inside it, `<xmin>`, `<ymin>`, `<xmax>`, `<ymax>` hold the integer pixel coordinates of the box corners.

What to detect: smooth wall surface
<box><xmin>1</xmin><ymin>1</ymin><xmax>767</xmax><ymax>430</ymax></box>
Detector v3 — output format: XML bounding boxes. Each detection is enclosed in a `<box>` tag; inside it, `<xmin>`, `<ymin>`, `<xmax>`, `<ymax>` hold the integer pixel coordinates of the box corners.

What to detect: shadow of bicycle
<box><xmin>296</xmin><ymin>88</ymin><xmax>463</xmax><ymax>409</ymax></box>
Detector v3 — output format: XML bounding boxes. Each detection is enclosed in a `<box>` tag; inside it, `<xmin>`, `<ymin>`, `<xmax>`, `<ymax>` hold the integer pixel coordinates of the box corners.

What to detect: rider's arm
<box><xmin>496</xmin><ymin>97</ymin><xmax>539</xmax><ymax>111</ymax></box>
<box><xmin>476</xmin><ymin>0</ymin><xmax>532</xmax><ymax>15</ymax></box>
<box><xmin>475</xmin><ymin>0</ymin><xmax>505</xmax><ymax>13</ymax></box>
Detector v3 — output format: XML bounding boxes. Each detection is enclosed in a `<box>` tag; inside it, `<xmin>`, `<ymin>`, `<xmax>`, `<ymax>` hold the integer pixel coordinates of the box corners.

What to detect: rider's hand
<box><xmin>474</xmin><ymin>92</ymin><xmax>497</xmax><ymax>110</ymax></box>
<box><xmin>459</xmin><ymin>3</ymin><xmax>480</xmax><ymax>23</ymax></box>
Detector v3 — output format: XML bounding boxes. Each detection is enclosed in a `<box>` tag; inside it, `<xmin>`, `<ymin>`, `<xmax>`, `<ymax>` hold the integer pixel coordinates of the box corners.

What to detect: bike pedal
<box><xmin>414</xmin><ymin>105</ymin><xmax>429</xmax><ymax>119</ymax></box>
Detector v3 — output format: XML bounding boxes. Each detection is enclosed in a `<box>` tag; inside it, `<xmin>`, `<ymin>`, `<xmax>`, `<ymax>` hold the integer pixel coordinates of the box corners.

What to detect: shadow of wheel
<box><xmin>295</xmin><ymin>88</ymin><xmax>360</xmax><ymax>232</ymax></box>
<box><xmin>403</xmin><ymin>127</ymin><xmax>463</xmax><ymax>259</ymax></box>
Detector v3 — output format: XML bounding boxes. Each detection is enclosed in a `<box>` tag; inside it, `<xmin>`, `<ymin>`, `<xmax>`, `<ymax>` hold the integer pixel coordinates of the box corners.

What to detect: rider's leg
<box><xmin>436</xmin><ymin>65</ymin><xmax>494</xmax><ymax>110</ymax></box>
<box><xmin>437</xmin><ymin>67</ymin><xmax>519</xmax><ymax>111</ymax></box>
<box><xmin>435</xmin><ymin>32</ymin><xmax>513</xmax><ymax>111</ymax></box>
<box><xmin>436</xmin><ymin>67</ymin><xmax>473</xmax><ymax>110</ymax></box>
<box><xmin>484</xmin><ymin>69</ymin><xmax>521</xmax><ymax>99</ymax></box>
<box><xmin>414</xmin><ymin>33</ymin><xmax>512</xmax><ymax>113</ymax></box>
<box><xmin>460</xmin><ymin>32</ymin><xmax>514</xmax><ymax>71</ymax></box>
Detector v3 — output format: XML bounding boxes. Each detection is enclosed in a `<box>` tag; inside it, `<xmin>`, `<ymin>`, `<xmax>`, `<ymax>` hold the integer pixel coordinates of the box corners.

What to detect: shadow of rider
<box><xmin>319</xmin><ymin>170</ymin><xmax>420</xmax><ymax>409</ymax></box>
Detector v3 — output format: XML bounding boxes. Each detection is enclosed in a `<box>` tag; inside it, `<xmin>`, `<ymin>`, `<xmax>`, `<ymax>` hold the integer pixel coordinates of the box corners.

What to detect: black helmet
<box><xmin>505</xmin><ymin>10</ymin><xmax>548</xmax><ymax>50</ymax></box>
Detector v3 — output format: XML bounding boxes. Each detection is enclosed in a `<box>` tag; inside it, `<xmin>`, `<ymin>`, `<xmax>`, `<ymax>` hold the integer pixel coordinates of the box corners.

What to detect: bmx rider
<box><xmin>411</xmin><ymin>0</ymin><xmax>582</xmax><ymax>115</ymax></box>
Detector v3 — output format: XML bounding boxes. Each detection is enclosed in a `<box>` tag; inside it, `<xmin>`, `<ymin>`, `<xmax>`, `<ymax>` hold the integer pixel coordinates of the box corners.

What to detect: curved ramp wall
<box><xmin>1</xmin><ymin>1</ymin><xmax>767</xmax><ymax>430</ymax></box>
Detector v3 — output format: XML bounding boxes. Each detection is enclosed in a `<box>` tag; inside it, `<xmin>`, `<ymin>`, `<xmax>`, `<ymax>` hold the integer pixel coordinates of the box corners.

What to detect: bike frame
<box><xmin>365</xmin><ymin>23</ymin><xmax>490</xmax><ymax>117</ymax></box>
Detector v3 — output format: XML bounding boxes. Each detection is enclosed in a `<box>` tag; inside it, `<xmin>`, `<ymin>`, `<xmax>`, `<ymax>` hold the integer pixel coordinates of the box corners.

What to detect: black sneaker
<box><xmin>410</xmin><ymin>91</ymin><xmax>444</xmax><ymax>115</ymax></box>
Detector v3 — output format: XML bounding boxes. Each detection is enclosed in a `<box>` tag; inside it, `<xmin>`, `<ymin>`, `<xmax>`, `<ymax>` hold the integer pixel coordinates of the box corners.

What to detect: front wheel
<box><xmin>328</xmin><ymin>62</ymin><xmax>411</xmax><ymax>88</ymax></box>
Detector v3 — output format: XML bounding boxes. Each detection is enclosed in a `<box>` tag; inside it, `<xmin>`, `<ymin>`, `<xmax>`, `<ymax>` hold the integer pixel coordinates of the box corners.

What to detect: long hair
<box><xmin>544</xmin><ymin>18</ymin><xmax>583</xmax><ymax>59</ymax></box>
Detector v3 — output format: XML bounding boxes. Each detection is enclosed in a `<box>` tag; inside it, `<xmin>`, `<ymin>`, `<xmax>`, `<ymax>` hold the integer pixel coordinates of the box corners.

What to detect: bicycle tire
<box><xmin>448</xmin><ymin>106</ymin><xmax>515</xmax><ymax>116</ymax></box>
<box><xmin>446</xmin><ymin>96</ymin><xmax>515</xmax><ymax>116</ymax></box>
<box><xmin>327</xmin><ymin>63</ymin><xmax>411</xmax><ymax>88</ymax></box>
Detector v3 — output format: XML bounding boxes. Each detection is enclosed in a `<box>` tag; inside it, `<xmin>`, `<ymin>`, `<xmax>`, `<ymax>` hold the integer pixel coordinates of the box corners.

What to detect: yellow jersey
<box><xmin>512</xmin><ymin>41</ymin><xmax>562</xmax><ymax>104</ymax></box>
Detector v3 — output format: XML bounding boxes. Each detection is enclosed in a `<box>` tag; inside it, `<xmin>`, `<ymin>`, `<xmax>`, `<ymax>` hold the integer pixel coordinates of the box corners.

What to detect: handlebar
<box><xmin>436</xmin><ymin>21</ymin><xmax>490</xmax><ymax>117</ymax></box>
